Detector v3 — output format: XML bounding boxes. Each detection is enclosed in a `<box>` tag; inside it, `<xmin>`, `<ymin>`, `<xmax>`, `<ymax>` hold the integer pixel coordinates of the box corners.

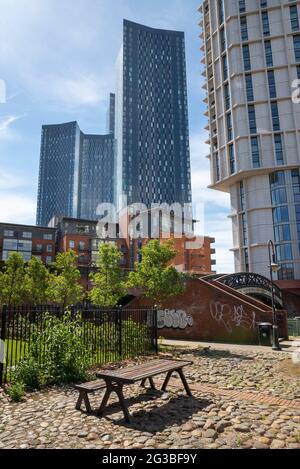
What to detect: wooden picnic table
<box><xmin>96</xmin><ymin>359</ymin><xmax>192</xmax><ymax>423</ymax></box>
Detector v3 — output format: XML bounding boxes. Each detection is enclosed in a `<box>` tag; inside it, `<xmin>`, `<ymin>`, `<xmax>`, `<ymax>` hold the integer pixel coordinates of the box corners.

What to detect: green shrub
<box><xmin>30</xmin><ymin>312</ymin><xmax>91</xmax><ymax>385</ymax></box>
<box><xmin>13</xmin><ymin>356</ymin><xmax>41</xmax><ymax>390</ymax></box>
<box><xmin>6</xmin><ymin>382</ymin><xmax>26</xmax><ymax>402</ymax></box>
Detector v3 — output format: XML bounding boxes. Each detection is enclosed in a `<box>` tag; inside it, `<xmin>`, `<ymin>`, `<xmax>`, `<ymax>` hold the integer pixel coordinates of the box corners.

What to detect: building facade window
<box><xmin>241</xmin><ymin>213</ymin><xmax>248</xmax><ymax>246</ymax></box>
<box><xmin>240</xmin><ymin>16</ymin><xmax>248</xmax><ymax>41</ymax></box>
<box><xmin>22</xmin><ymin>232</ymin><xmax>32</xmax><ymax>239</ymax></box>
<box><xmin>290</xmin><ymin>5</ymin><xmax>299</xmax><ymax>32</ymax></box>
<box><xmin>264</xmin><ymin>40</ymin><xmax>273</xmax><ymax>67</ymax></box>
<box><xmin>270</xmin><ymin>172</ymin><xmax>295</xmax><ymax>280</ymax></box>
<box><xmin>292</xmin><ymin>169</ymin><xmax>300</xmax><ymax>203</ymax></box>
<box><xmin>245</xmin><ymin>73</ymin><xmax>254</xmax><ymax>101</ymax></box>
<box><xmin>229</xmin><ymin>144</ymin><xmax>236</xmax><ymax>174</ymax></box>
<box><xmin>69</xmin><ymin>240</ymin><xmax>75</xmax><ymax>249</ymax></box>
<box><xmin>293</xmin><ymin>35</ymin><xmax>300</xmax><ymax>62</ymax></box>
<box><xmin>242</xmin><ymin>44</ymin><xmax>251</xmax><ymax>71</ymax></box>
<box><xmin>239</xmin><ymin>0</ymin><xmax>246</xmax><ymax>13</ymax></box>
<box><xmin>222</xmin><ymin>55</ymin><xmax>228</xmax><ymax>80</ymax></box>
<box><xmin>224</xmin><ymin>83</ymin><xmax>230</xmax><ymax>110</ymax></box>
<box><xmin>248</xmin><ymin>105</ymin><xmax>257</xmax><ymax>134</ymax></box>
<box><xmin>274</xmin><ymin>134</ymin><xmax>284</xmax><ymax>166</ymax></box>
<box><xmin>215</xmin><ymin>153</ymin><xmax>220</xmax><ymax>182</ymax></box>
<box><xmin>244</xmin><ymin>248</ymin><xmax>250</xmax><ymax>273</ymax></box>
<box><xmin>251</xmin><ymin>137</ymin><xmax>260</xmax><ymax>168</ymax></box>
<box><xmin>227</xmin><ymin>113</ymin><xmax>233</xmax><ymax>141</ymax></box>
<box><xmin>4</xmin><ymin>230</ymin><xmax>14</xmax><ymax>237</ymax></box>
<box><xmin>262</xmin><ymin>11</ymin><xmax>270</xmax><ymax>36</ymax></box>
<box><xmin>240</xmin><ymin>181</ymin><xmax>246</xmax><ymax>211</ymax></box>
<box><xmin>79</xmin><ymin>241</ymin><xmax>85</xmax><ymax>251</ymax></box>
<box><xmin>267</xmin><ymin>70</ymin><xmax>276</xmax><ymax>98</ymax></box>
<box><xmin>218</xmin><ymin>0</ymin><xmax>224</xmax><ymax>25</ymax></box>
<box><xmin>271</xmin><ymin>102</ymin><xmax>280</xmax><ymax>131</ymax></box>
<box><xmin>220</xmin><ymin>27</ymin><xmax>226</xmax><ymax>53</ymax></box>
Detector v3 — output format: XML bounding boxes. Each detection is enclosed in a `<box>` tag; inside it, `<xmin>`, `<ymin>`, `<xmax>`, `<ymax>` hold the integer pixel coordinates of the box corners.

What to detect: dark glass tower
<box><xmin>36</xmin><ymin>121</ymin><xmax>81</xmax><ymax>227</ymax></box>
<box><xmin>115</xmin><ymin>20</ymin><xmax>192</xmax><ymax>209</ymax></box>
<box><xmin>78</xmin><ymin>134</ymin><xmax>114</xmax><ymax>220</ymax></box>
<box><xmin>37</xmin><ymin>97</ymin><xmax>115</xmax><ymax>226</ymax></box>
<box><xmin>107</xmin><ymin>93</ymin><xmax>115</xmax><ymax>135</ymax></box>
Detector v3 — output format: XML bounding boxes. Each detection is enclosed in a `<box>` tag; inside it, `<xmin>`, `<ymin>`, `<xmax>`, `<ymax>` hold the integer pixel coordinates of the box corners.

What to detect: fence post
<box><xmin>154</xmin><ymin>307</ymin><xmax>158</xmax><ymax>355</ymax></box>
<box><xmin>0</xmin><ymin>305</ymin><xmax>8</xmax><ymax>386</ymax></box>
<box><xmin>118</xmin><ymin>306</ymin><xmax>122</xmax><ymax>359</ymax></box>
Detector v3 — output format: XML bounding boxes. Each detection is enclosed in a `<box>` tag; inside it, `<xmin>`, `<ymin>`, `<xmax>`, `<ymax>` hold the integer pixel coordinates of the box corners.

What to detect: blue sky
<box><xmin>0</xmin><ymin>0</ymin><xmax>234</xmax><ymax>272</ymax></box>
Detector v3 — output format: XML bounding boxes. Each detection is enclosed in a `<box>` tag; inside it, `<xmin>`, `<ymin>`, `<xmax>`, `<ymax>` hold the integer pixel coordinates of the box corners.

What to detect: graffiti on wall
<box><xmin>210</xmin><ymin>301</ymin><xmax>256</xmax><ymax>334</ymax></box>
<box><xmin>157</xmin><ymin>309</ymin><xmax>194</xmax><ymax>330</ymax></box>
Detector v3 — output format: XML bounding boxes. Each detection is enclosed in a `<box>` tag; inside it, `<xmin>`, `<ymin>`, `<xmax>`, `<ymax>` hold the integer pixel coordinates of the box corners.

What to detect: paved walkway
<box><xmin>161</xmin><ymin>339</ymin><xmax>300</xmax><ymax>354</ymax></box>
<box><xmin>1</xmin><ymin>345</ymin><xmax>300</xmax><ymax>449</ymax></box>
<box><xmin>160</xmin><ymin>379</ymin><xmax>300</xmax><ymax>410</ymax></box>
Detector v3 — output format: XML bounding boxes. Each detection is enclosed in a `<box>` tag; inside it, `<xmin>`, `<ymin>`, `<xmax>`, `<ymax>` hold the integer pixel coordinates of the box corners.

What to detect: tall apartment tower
<box><xmin>200</xmin><ymin>0</ymin><xmax>300</xmax><ymax>283</ymax></box>
<box><xmin>36</xmin><ymin>122</ymin><xmax>81</xmax><ymax>227</ymax></box>
<box><xmin>115</xmin><ymin>20</ymin><xmax>192</xmax><ymax>209</ymax></box>
<box><xmin>37</xmin><ymin>96</ymin><xmax>115</xmax><ymax>226</ymax></box>
<box><xmin>78</xmin><ymin>133</ymin><xmax>114</xmax><ymax>220</ymax></box>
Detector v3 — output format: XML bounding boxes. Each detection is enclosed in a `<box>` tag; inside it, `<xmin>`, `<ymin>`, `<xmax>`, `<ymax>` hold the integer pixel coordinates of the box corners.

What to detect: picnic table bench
<box><xmin>74</xmin><ymin>359</ymin><xmax>192</xmax><ymax>423</ymax></box>
<box><xmin>96</xmin><ymin>359</ymin><xmax>192</xmax><ymax>423</ymax></box>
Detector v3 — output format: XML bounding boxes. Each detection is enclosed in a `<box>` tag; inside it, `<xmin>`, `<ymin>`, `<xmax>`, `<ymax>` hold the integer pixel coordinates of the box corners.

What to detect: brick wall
<box><xmin>128</xmin><ymin>278</ymin><xmax>288</xmax><ymax>344</ymax></box>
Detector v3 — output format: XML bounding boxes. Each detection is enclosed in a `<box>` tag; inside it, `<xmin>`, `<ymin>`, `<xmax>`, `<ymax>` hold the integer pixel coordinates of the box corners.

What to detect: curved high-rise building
<box><xmin>37</xmin><ymin>95</ymin><xmax>115</xmax><ymax>226</ymax></box>
<box><xmin>78</xmin><ymin>133</ymin><xmax>114</xmax><ymax>220</ymax></box>
<box><xmin>115</xmin><ymin>20</ymin><xmax>192</xmax><ymax>209</ymax></box>
<box><xmin>36</xmin><ymin>121</ymin><xmax>81</xmax><ymax>227</ymax></box>
<box><xmin>200</xmin><ymin>0</ymin><xmax>300</xmax><ymax>291</ymax></box>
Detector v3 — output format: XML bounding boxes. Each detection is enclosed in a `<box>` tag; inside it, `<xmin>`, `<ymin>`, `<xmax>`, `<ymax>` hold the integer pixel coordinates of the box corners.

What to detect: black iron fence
<box><xmin>0</xmin><ymin>304</ymin><xmax>157</xmax><ymax>385</ymax></box>
<box><xmin>288</xmin><ymin>318</ymin><xmax>300</xmax><ymax>338</ymax></box>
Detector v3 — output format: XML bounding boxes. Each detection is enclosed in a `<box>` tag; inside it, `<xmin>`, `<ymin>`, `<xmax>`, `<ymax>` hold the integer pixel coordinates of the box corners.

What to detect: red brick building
<box><xmin>0</xmin><ymin>222</ymin><xmax>56</xmax><ymax>265</ymax></box>
<box><xmin>0</xmin><ymin>216</ymin><xmax>216</xmax><ymax>291</ymax></box>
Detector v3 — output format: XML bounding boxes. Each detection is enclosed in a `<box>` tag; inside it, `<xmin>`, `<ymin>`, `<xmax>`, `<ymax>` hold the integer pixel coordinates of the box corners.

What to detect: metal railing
<box><xmin>0</xmin><ymin>304</ymin><xmax>157</xmax><ymax>385</ymax></box>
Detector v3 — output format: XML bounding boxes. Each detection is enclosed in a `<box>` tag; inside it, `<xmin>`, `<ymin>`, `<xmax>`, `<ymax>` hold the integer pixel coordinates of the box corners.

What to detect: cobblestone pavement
<box><xmin>0</xmin><ymin>346</ymin><xmax>300</xmax><ymax>449</ymax></box>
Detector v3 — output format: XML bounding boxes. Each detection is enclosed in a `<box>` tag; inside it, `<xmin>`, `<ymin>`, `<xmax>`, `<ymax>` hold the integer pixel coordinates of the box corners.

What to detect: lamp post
<box><xmin>267</xmin><ymin>240</ymin><xmax>281</xmax><ymax>351</ymax></box>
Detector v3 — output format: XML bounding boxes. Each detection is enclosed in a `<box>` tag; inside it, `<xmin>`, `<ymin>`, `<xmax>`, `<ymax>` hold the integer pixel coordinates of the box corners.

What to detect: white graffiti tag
<box><xmin>210</xmin><ymin>302</ymin><xmax>256</xmax><ymax>334</ymax></box>
<box><xmin>157</xmin><ymin>309</ymin><xmax>194</xmax><ymax>330</ymax></box>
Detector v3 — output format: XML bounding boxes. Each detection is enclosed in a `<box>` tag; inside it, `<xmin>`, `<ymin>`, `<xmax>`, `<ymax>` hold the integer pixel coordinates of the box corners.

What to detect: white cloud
<box><xmin>0</xmin><ymin>115</ymin><xmax>19</xmax><ymax>132</ymax></box>
<box><xmin>0</xmin><ymin>115</ymin><xmax>24</xmax><ymax>140</ymax></box>
<box><xmin>0</xmin><ymin>170</ymin><xmax>26</xmax><ymax>190</ymax></box>
<box><xmin>38</xmin><ymin>74</ymin><xmax>108</xmax><ymax>108</ymax></box>
<box><xmin>0</xmin><ymin>194</ymin><xmax>36</xmax><ymax>225</ymax></box>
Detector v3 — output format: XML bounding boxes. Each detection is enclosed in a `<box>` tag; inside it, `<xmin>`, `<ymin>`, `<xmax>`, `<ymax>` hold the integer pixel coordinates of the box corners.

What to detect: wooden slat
<box><xmin>74</xmin><ymin>380</ymin><xmax>106</xmax><ymax>392</ymax></box>
<box><xmin>97</xmin><ymin>360</ymin><xmax>192</xmax><ymax>384</ymax></box>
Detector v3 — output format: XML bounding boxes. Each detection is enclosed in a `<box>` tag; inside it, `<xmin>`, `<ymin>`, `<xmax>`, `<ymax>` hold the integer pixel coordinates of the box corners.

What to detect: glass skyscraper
<box><xmin>115</xmin><ymin>20</ymin><xmax>192</xmax><ymax>209</ymax></box>
<box><xmin>37</xmin><ymin>98</ymin><xmax>115</xmax><ymax>226</ymax></box>
<box><xmin>36</xmin><ymin>121</ymin><xmax>81</xmax><ymax>227</ymax></box>
<box><xmin>78</xmin><ymin>133</ymin><xmax>114</xmax><ymax>220</ymax></box>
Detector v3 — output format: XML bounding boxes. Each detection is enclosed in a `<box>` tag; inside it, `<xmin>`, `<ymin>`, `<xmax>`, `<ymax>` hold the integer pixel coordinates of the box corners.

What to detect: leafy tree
<box><xmin>127</xmin><ymin>239</ymin><xmax>185</xmax><ymax>307</ymax></box>
<box><xmin>24</xmin><ymin>256</ymin><xmax>50</xmax><ymax>307</ymax></box>
<box><xmin>0</xmin><ymin>252</ymin><xmax>25</xmax><ymax>307</ymax></box>
<box><xmin>47</xmin><ymin>251</ymin><xmax>84</xmax><ymax>309</ymax></box>
<box><xmin>89</xmin><ymin>242</ymin><xmax>127</xmax><ymax>308</ymax></box>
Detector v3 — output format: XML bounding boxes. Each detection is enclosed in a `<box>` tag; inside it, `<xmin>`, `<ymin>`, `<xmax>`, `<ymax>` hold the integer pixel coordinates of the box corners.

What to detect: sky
<box><xmin>0</xmin><ymin>0</ymin><xmax>234</xmax><ymax>273</ymax></box>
